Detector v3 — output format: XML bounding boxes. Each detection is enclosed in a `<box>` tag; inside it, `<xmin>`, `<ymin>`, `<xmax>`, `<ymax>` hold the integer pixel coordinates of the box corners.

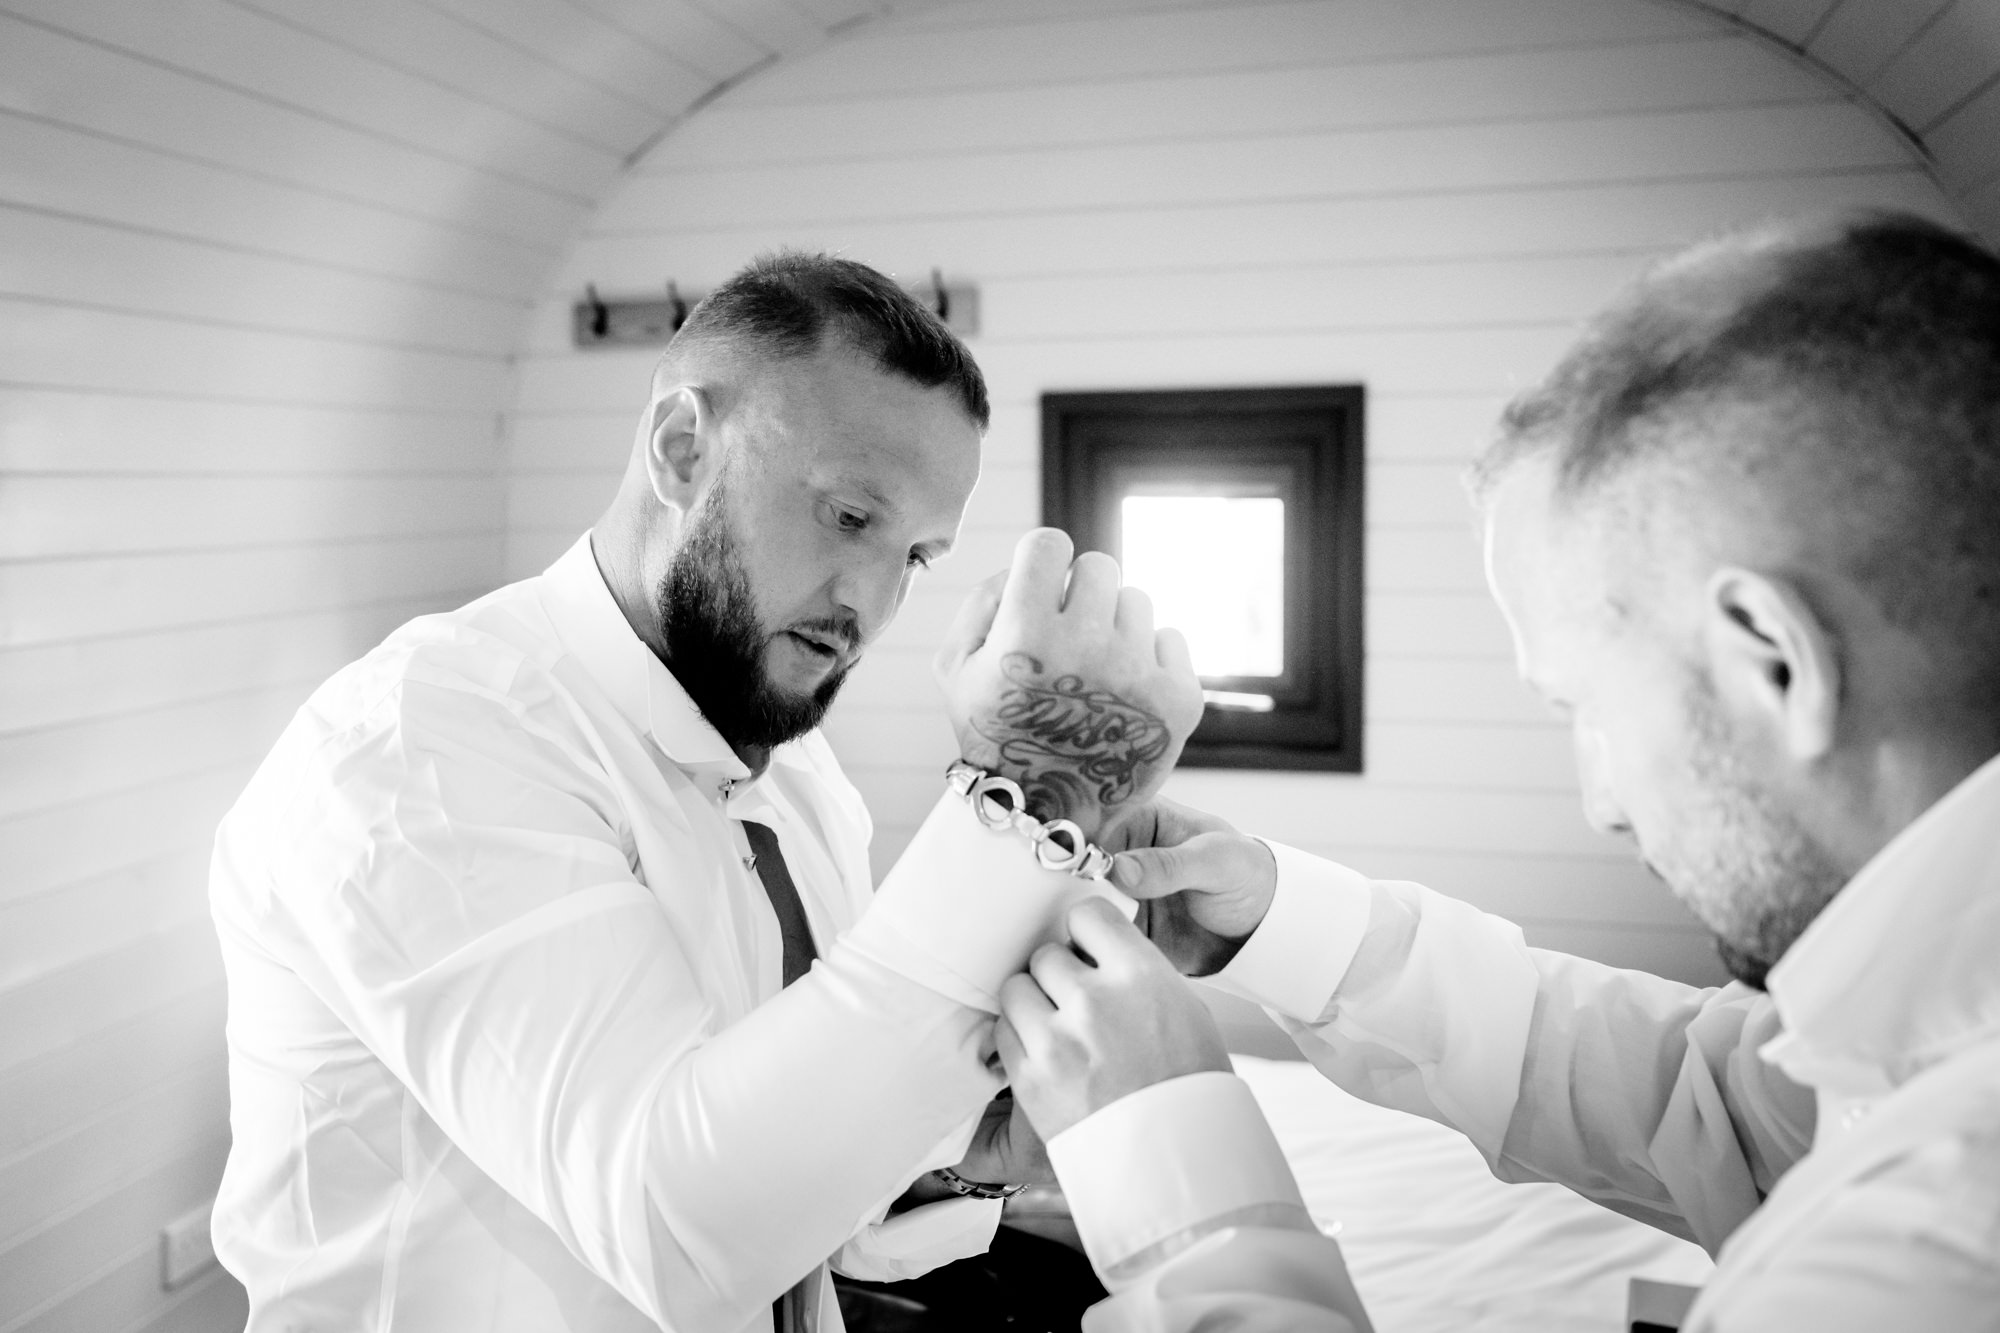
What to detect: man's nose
<box><xmin>830</xmin><ymin>557</ymin><xmax>906</xmax><ymax>645</ymax></box>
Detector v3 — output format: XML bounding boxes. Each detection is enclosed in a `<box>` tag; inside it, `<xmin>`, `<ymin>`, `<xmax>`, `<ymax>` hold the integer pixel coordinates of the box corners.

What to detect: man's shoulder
<box><xmin>311</xmin><ymin>576</ymin><xmax>570</xmax><ymax>728</ymax></box>
<box><xmin>224</xmin><ymin>577</ymin><xmax>582</xmax><ymax>833</ymax></box>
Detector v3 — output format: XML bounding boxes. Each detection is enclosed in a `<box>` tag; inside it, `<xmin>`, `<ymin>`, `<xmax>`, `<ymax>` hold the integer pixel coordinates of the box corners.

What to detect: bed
<box><xmin>996</xmin><ymin>1051</ymin><xmax>1712</xmax><ymax>1332</ymax></box>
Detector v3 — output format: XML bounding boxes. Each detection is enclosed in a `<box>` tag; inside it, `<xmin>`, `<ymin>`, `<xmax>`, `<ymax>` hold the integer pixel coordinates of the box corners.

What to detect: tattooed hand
<box><xmin>935</xmin><ymin>529</ymin><xmax>1204</xmax><ymax>839</ymax></box>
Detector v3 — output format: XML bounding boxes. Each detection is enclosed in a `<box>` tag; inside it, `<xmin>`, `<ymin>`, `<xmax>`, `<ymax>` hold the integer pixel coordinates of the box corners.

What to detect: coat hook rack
<box><xmin>929</xmin><ymin>267</ymin><xmax>950</xmax><ymax>323</ymax></box>
<box><xmin>573</xmin><ymin>271</ymin><xmax>979</xmax><ymax>348</ymax></box>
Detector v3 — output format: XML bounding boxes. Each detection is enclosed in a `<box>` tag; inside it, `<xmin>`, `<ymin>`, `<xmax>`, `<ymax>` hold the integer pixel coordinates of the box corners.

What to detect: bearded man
<box><xmin>990</xmin><ymin>212</ymin><xmax>2000</xmax><ymax>1331</ymax></box>
<box><xmin>208</xmin><ymin>253</ymin><xmax>1202</xmax><ymax>1333</ymax></box>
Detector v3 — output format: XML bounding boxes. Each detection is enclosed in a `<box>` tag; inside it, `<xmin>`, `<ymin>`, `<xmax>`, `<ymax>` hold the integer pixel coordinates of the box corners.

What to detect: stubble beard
<box><xmin>655</xmin><ymin>483</ymin><xmax>852</xmax><ymax>752</ymax></box>
<box><xmin>1653</xmin><ymin>686</ymin><xmax>1849</xmax><ymax>990</ymax></box>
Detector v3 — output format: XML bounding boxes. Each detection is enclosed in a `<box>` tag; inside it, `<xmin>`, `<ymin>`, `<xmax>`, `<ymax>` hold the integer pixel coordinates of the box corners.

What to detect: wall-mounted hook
<box><xmin>666</xmin><ymin>280</ymin><xmax>689</xmax><ymax>332</ymax></box>
<box><xmin>584</xmin><ymin>283</ymin><xmax>609</xmax><ymax>339</ymax></box>
<box><xmin>930</xmin><ymin>267</ymin><xmax>950</xmax><ymax>322</ymax></box>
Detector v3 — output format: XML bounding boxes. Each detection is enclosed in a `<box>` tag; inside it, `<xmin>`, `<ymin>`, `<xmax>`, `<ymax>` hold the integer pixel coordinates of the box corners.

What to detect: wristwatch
<box><xmin>931</xmin><ymin>1165</ymin><xmax>1026</xmax><ymax>1200</ymax></box>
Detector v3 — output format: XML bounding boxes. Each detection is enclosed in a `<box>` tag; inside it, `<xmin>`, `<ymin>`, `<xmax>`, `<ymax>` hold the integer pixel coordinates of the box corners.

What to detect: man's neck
<box><xmin>589</xmin><ymin>523</ymin><xmax>668</xmax><ymax>653</ymax></box>
<box><xmin>588</xmin><ymin>526</ymin><xmax>772</xmax><ymax>777</ymax></box>
<box><xmin>1819</xmin><ymin>731</ymin><xmax>2000</xmax><ymax>879</ymax></box>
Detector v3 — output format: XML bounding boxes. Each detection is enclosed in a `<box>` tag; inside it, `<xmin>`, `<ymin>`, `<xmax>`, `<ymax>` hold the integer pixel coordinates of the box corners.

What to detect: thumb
<box><xmin>933</xmin><ymin>569</ymin><xmax>1007</xmax><ymax>681</ymax></box>
<box><xmin>1110</xmin><ymin>831</ymin><xmax>1265</xmax><ymax>900</ymax></box>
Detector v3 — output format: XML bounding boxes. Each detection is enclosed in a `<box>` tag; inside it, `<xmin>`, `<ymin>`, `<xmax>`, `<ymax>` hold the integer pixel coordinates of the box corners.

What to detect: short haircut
<box><xmin>1473</xmin><ymin>210</ymin><xmax>2000</xmax><ymax>718</ymax></box>
<box><xmin>666</xmin><ymin>251</ymin><xmax>989</xmax><ymax>429</ymax></box>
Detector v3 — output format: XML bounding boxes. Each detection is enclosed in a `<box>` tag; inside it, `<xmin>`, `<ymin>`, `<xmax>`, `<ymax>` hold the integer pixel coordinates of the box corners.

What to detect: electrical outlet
<box><xmin>161</xmin><ymin>1198</ymin><xmax>218</xmax><ymax>1290</ymax></box>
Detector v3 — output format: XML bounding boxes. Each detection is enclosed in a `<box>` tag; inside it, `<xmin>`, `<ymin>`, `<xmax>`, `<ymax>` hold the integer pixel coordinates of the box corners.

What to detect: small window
<box><xmin>1042</xmin><ymin>386</ymin><xmax>1364</xmax><ymax>771</ymax></box>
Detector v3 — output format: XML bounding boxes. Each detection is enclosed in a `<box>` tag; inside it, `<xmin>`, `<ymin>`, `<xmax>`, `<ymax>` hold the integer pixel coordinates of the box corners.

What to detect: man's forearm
<box><xmin>605</xmin><ymin>941</ymin><xmax>998</xmax><ymax>1326</ymax></box>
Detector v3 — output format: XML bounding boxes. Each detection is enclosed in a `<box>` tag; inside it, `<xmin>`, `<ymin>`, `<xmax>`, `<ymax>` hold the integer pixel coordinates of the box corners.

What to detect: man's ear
<box><xmin>642</xmin><ymin>385</ymin><xmax>714</xmax><ymax>513</ymax></box>
<box><xmin>1702</xmin><ymin>567</ymin><xmax>1841</xmax><ymax>761</ymax></box>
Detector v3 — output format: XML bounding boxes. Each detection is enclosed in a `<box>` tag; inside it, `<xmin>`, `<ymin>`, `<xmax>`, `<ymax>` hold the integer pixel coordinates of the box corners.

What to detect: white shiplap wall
<box><xmin>506</xmin><ymin>0</ymin><xmax>1963</xmax><ymax>990</ymax></box>
<box><xmin>0</xmin><ymin>3</ymin><xmax>520</xmax><ymax>1322</ymax></box>
<box><xmin>0</xmin><ymin>1</ymin><xmax>916</xmax><ymax>1328</ymax></box>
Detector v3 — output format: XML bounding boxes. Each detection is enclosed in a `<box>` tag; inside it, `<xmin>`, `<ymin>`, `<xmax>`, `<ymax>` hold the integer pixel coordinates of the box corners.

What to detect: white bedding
<box><xmin>1233</xmin><ymin>1055</ymin><xmax>1713</xmax><ymax>1333</ymax></box>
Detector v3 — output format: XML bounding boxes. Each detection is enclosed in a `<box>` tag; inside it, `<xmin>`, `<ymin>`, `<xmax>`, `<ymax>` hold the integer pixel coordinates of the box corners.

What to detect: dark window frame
<box><xmin>1041</xmin><ymin>385</ymin><xmax>1365</xmax><ymax>772</ymax></box>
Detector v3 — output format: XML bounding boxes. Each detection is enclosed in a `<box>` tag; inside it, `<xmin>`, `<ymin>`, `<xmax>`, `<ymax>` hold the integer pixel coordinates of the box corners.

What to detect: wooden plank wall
<box><xmin>0</xmin><ymin>2</ymin><xmax>589</xmax><ymax>1328</ymax></box>
<box><xmin>0</xmin><ymin>2</ymin><xmax>947</xmax><ymax>1325</ymax></box>
<box><xmin>505</xmin><ymin>0</ymin><xmax>1962</xmax><ymax>989</ymax></box>
<box><xmin>0</xmin><ymin>0</ymin><xmax>930</xmax><ymax>1322</ymax></box>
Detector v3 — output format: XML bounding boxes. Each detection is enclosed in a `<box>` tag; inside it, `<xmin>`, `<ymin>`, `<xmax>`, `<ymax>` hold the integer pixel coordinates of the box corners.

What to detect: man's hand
<box><xmin>1104</xmin><ymin>799</ymin><xmax>1280</xmax><ymax>976</ymax></box>
<box><xmin>948</xmin><ymin>1091</ymin><xmax>1053</xmax><ymax>1188</ymax></box>
<box><xmin>935</xmin><ymin>529</ymin><xmax>1204</xmax><ymax>840</ymax></box>
<box><xmin>994</xmin><ymin>899</ymin><xmax>1231</xmax><ymax>1140</ymax></box>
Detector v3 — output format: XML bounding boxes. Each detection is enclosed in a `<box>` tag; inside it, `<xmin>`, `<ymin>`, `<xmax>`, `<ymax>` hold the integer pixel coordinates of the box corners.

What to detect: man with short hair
<box><xmin>993</xmin><ymin>212</ymin><xmax>2000</xmax><ymax>1330</ymax></box>
<box><xmin>209</xmin><ymin>252</ymin><xmax>1203</xmax><ymax>1332</ymax></box>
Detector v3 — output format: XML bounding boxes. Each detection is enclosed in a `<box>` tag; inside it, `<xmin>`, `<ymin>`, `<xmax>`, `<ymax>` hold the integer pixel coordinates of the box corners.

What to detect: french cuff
<box><xmin>843</xmin><ymin>793</ymin><xmax>1135</xmax><ymax>1013</ymax></box>
<box><xmin>833</xmin><ymin>1196</ymin><xmax>1001</xmax><ymax>1284</ymax></box>
<box><xmin>1202</xmin><ymin>840</ymin><xmax>1370</xmax><ymax>1024</ymax></box>
<box><xmin>1048</xmin><ymin>1072</ymin><xmax>1312</xmax><ymax>1284</ymax></box>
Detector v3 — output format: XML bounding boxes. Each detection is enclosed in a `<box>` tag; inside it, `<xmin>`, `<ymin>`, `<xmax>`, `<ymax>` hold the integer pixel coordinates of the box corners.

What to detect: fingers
<box><xmin>997</xmin><ymin>971</ymin><xmax>1057</xmax><ymax>1049</ymax></box>
<box><xmin>1026</xmin><ymin>939</ymin><xmax>1091</xmax><ymax>1006</ymax></box>
<box><xmin>1061</xmin><ymin>550</ymin><xmax>1121</xmax><ymax>624</ymax></box>
<box><xmin>1110</xmin><ymin>829</ymin><xmax>1263</xmax><ymax>898</ymax></box>
<box><xmin>992</xmin><ymin>528</ymin><xmax>1074</xmax><ymax>634</ymax></box>
<box><xmin>993</xmin><ymin>1011</ymin><xmax>1029</xmax><ymax>1077</ymax></box>
<box><xmin>1114</xmin><ymin>585</ymin><xmax>1155</xmax><ymax>642</ymax></box>
<box><xmin>1155</xmin><ymin>625</ymin><xmax>1195</xmax><ymax>678</ymax></box>
<box><xmin>934</xmin><ymin>569</ymin><xmax>1007</xmax><ymax>677</ymax></box>
<box><xmin>1063</xmin><ymin>896</ymin><xmax>1156</xmax><ymax>974</ymax></box>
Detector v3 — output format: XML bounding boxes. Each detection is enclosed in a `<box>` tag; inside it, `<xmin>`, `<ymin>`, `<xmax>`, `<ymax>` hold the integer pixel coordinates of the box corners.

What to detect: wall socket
<box><xmin>161</xmin><ymin>1197</ymin><xmax>219</xmax><ymax>1290</ymax></box>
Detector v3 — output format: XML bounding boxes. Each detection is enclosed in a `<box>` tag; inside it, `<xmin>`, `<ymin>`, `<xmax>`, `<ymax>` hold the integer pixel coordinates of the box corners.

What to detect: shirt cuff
<box><xmin>1048</xmin><ymin>1071</ymin><xmax>1311</xmax><ymax>1282</ymax></box>
<box><xmin>1202</xmin><ymin>840</ymin><xmax>1371</xmax><ymax>1024</ymax></box>
<box><xmin>843</xmin><ymin>793</ymin><xmax>1137</xmax><ymax>1013</ymax></box>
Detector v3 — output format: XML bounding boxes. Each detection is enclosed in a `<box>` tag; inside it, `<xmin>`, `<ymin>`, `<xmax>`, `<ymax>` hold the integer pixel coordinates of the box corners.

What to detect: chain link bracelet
<box><xmin>944</xmin><ymin>759</ymin><xmax>1113</xmax><ymax>880</ymax></box>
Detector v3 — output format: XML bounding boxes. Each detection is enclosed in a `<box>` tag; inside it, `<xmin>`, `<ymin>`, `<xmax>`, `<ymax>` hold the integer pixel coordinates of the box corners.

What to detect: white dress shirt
<box><xmin>1052</xmin><ymin>753</ymin><xmax>2000</xmax><ymax>1331</ymax></box>
<box><xmin>210</xmin><ymin>534</ymin><xmax>1113</xmax><ymax>1333</ymax></box>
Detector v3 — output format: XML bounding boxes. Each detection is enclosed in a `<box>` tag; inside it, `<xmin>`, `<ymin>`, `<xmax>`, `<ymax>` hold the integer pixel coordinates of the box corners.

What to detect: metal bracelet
<box><xmin>945</xmin><ymin>760</ymin><xmax>1113</xmax><ymax>880</ymax></box>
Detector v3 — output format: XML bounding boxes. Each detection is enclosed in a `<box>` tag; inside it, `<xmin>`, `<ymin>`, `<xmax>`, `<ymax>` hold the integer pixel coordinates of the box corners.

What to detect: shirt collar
<box><xmin>535</xmin><ymin>532</ymin><xmax>751</xmax><ymax>784</ymax></box>
<box><xmin>1762</xmin><ymin>751</ymin><xmax>2000</xmax><ymax>1098</ymax></box>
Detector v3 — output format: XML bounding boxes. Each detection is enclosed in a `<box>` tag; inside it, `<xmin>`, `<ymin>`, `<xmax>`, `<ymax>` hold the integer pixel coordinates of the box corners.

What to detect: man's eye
<box><xmin>826</xmin><ymin>503</ymin><xmax>868</xmax><ymax>533</ymax></box>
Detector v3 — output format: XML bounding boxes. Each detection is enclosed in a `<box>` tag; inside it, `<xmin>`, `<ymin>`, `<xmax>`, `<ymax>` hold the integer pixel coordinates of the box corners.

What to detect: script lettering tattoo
<box><xmin>974</xmin><ymin>652</ymin><xmax>1172</xmax><ymax>820</ymax></box>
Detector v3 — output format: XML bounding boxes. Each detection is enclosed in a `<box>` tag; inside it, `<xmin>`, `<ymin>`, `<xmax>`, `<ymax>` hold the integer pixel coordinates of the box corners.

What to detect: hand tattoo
<box><xmin>973</xmin><ymin>653</ymin><xmax>1172</xmax><ymax>820</ymax></box>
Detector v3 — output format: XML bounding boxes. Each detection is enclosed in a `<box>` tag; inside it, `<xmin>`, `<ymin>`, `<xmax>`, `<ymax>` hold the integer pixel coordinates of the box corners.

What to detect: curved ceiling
<box><xmin>18</xmin><ymin>0</ymin><xmax>1984</xmax><ymax>336</ymax></box>
<box><xmin>1676</xmin><ymin>0</ymin><xmax>2000</xmax><ymax>239</ymax></box>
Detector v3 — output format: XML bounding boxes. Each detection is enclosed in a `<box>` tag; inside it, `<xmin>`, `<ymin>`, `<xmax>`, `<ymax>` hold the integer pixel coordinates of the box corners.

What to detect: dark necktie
<box><xmin>741</xmin><ymin>820</ymin><xmax>818</xmax><ymax>987</ymax></box>
<box><xmin>740</xmin><ymin>819</ymin><xmax>818</xmax><ymax>1333</ymax></box>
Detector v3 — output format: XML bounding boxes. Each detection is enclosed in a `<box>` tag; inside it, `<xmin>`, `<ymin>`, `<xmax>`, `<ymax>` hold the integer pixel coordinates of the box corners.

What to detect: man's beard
<box><xmin>1648</xmin><ymin>685</ymin><xmax>1849</xmax><ymax>990</ymax></box>
<box><xmin>655</xmin><ymin>486</ymin><xmax>854</xmax><ymax>751</ymax></box>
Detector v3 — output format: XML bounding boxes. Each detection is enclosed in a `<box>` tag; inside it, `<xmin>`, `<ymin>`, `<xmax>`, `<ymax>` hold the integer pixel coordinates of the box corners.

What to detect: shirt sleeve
<box><xmin>1049</xmin><ymin>1072</ymin><xmax>1373</xmax><ymax>1333</ymax></box>
<box><xmin>259</xmin><ymin>678</ymin><xmax>1007</xmax><ymax>1333</ymax></box>
<box><xmin>1216</xmin><ymin>847</ymin><xmax>1817</xmax><ymax>1252</ymax></box>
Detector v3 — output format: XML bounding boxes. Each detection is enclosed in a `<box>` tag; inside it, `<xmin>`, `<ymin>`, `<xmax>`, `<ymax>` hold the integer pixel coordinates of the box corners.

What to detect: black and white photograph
<box><xmin>4</xmin><ymin>2</ymin><xmax>1998</xmax><ymax>1330</ymax></box>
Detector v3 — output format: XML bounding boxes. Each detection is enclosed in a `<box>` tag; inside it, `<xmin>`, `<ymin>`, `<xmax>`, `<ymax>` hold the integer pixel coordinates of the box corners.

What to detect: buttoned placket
<box><xmin>719</xmin><ymin>775</ymin><xmax>761</xmax><ymax>874</ymax></box>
